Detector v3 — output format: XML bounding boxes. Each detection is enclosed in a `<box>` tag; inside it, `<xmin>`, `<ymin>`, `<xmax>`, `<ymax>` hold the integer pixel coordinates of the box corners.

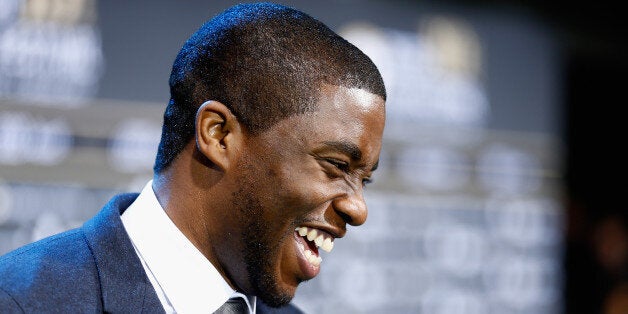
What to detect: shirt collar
<box><xmin>121</xmin><ymin>181</ymin><xmax>256</xmax><ymax>313</ymax></box>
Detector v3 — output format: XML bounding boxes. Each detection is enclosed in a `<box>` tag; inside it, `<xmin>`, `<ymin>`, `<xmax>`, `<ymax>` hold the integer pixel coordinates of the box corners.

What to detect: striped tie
<box><xmin>213</xmin><ymin>297</ymin><xmax>248</xmax><ymax>314</ymax></box>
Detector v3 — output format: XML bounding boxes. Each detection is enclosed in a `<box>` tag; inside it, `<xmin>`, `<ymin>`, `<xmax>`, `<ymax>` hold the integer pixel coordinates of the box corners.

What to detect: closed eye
<box><xmin>326</xmin><ymin>158</ymin><xmax>373</xmax><ymax>187</ymax></box>
<box><xmin>325</xmin><ymin>158</ymin><xmax>350</xmax><ymax>173</ymax></box>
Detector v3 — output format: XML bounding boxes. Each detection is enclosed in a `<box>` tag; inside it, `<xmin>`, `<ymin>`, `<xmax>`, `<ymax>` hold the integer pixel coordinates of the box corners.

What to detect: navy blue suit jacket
<box><xmin>0</xmin><ymin>194</ymin><xmax>301</xmax><ymax>313</ymax></box>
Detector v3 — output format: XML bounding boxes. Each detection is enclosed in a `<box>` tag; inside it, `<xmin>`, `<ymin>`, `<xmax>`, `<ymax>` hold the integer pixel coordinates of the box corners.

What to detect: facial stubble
<box><xmin>232</xmin><ymin>165</ymin><xmax>296</xmax><ymax>308</ymax></box>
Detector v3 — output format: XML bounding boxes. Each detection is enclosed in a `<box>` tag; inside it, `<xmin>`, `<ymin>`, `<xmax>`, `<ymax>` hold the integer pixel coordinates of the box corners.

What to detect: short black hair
<box><xmin>154</xmin><ymin>2</ymin><xmax>386</xmax><ymax>173</ymax></box>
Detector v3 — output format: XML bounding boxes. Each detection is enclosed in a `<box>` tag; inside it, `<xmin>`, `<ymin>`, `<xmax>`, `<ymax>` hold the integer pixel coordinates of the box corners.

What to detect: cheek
<box><xmin>272</xmin><ymin>165</ymin><xmax>335</xmax><ymax>215</ymax></box>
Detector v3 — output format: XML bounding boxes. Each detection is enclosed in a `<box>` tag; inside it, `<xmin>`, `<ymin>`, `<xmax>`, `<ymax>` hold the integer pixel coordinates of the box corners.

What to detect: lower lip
<box><xmin>293</xmin><ymin>231</ymin><xmax>320</xmax><ymax>279</ymax></box>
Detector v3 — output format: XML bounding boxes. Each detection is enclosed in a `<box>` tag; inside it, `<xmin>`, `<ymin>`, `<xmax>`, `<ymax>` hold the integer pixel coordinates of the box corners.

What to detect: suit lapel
<box><xmin>81</xmin><ymin>193</ymin><xmax>303</xmax><ymax>314</ymax></box>
<box><xmin>82</xmin><ymin>193</ymin><xmax>165</xmax><ymax>313</ymax></box>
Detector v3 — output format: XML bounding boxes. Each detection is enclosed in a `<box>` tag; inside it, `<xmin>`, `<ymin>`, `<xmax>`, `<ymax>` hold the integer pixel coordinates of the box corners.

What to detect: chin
<box><xmin>234</xmin><ymin>182</ymin><xmax>300</xmax><ymax>307</ymax></box>
<box><xmin>242</xmin><ymin>223</ymin><xmax>296</xmax><ymax>307</ymax></box>
<box><xmin>251</xmin><ymin>276</ymin><xmax>296</xmax><ymax>308</ymax></box>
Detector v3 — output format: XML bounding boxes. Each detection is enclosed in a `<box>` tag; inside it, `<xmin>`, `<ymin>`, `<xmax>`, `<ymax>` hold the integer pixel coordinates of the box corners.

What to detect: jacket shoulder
<box><xmin>0</xmin><ymin>286</ymin><xmax>22</xmax><ymax>313</ymax></box>
<box><xmin>0</xmin><ymin>228</ymin><xmax>101</xmax><ymax>312</ymax></box>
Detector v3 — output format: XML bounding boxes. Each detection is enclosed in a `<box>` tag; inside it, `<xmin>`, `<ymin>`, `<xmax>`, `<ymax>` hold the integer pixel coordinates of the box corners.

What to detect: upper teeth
<box><xmin>295</xmin><ymin>226</ymin><xmax>334</xmax><ymax>253</ymax></box>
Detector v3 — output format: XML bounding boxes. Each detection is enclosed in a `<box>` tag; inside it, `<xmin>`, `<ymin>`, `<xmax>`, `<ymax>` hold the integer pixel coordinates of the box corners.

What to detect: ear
<box><xmin>195</xmin><ymin>100</ymin><xmax>242</xmax><ymax>170</ymax></box>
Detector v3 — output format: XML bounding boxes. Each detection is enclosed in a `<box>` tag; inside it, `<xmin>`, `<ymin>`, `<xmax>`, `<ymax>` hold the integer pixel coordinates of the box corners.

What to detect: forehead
<box><xmin>317</xmin><ymin>84</ymin><xmax>385</xmax><ymax>113</ymax></box>
<box><xmin>251</xmin><ymin>84</ymin><xmax>385</xmax><ymax>161</ymax></box>
<box><xmin>312</xmin><ymin>85</ymin><xmax>385</xmax><ymax>132</ymax></box>
<box><xmin>309</xmin><ymin>85</ymin><xmax>385</xmax><ymax>141</ymax></box>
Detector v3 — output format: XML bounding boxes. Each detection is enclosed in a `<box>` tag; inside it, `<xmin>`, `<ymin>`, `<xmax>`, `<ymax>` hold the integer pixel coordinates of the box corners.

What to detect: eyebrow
<box><xmin>323</xmin><ymin>141</ymin><xmax>362</xmax><ymax>160</ymax></box>
<box><xmin>322</xmin><ymin>140</ymin><xmax>380</xmax><ymax>172</ymax></box>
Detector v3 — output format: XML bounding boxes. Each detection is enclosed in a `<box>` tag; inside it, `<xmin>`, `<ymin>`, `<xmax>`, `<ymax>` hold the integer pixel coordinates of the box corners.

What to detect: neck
<box><xmin>152</xmin><ymin>145</ymin><xmax>240</xmax><ymax>291</ymax></box>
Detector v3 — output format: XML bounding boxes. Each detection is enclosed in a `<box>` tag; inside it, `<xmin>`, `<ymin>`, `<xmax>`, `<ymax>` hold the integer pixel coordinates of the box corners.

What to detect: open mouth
<box><xmin>293</xmin><ymin>226</ymin><xmax>335</xmax><ymax>275</ymax></box>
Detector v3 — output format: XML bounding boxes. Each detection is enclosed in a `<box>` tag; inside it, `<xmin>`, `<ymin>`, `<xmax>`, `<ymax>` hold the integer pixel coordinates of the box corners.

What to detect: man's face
<box><xmin>219</xmin><ymin>85</ymin><xmax>385</xmax><ymax>307</ymax></box>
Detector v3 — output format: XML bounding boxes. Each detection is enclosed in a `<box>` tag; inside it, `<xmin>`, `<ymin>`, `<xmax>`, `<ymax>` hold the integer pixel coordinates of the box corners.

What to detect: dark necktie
<box><xmin>213</xmin><ymin>297</ymin><xmax>249</xmax><ymax>314</ymax></box>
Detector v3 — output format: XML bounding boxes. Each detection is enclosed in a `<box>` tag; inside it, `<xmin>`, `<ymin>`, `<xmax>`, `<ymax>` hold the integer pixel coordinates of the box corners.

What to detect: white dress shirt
<box><xmin>121</xmin><ymin>181</ymin><xmax>256</xmax><ymax>314</ymax></box>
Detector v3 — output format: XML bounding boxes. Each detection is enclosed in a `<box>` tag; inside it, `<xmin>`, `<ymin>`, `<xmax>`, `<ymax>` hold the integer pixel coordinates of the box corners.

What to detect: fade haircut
<box><xmin>154</xmin><ymin>2</ymin><xmax>386</xmax><ymax>173</ymax></box>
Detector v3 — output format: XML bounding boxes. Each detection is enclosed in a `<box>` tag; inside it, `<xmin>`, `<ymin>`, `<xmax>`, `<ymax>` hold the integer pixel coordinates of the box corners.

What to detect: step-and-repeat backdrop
<box><xmin>0</xmin><ymin>1</ymin><xmax>563</xmax><ymax>313</ymax></box>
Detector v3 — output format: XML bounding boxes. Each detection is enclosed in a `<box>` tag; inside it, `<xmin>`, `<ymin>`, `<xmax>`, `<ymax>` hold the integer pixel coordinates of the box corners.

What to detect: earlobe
<box><xmin>195</xmin><ymin>100</ymin><xmax>240</xmax><ymax>170</ymax></box>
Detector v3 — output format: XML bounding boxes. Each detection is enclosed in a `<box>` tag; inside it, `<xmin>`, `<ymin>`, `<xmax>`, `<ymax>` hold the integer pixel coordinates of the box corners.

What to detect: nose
<box><xmin>332</xmin><ymin>189</ymin><xmax>368</xmax><ymax>226</ymax></box>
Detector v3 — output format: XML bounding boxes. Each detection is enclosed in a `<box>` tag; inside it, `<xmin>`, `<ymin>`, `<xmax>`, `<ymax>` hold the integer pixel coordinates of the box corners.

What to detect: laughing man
<box><xmin>0</xmin><ymin>2</ymin><xmax>386</xmax><ymax>313</ymax></box>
